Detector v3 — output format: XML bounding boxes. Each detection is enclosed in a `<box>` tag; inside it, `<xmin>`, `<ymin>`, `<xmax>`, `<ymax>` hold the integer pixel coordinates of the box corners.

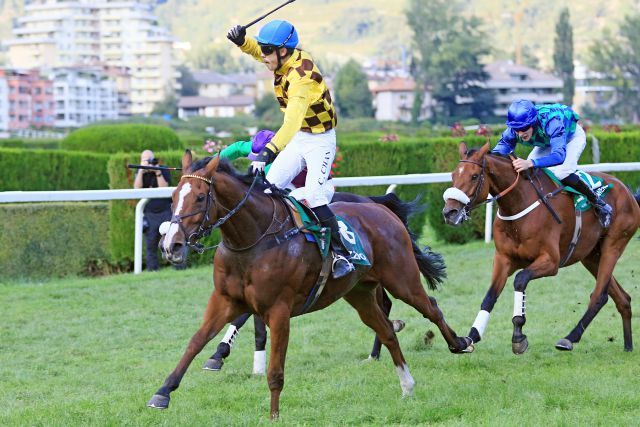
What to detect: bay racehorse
<box><xmin>147</xmin><ymin>151</ymin><xmax>471</xmax><ymax>419</ymax></box>
<box><xmin>443</xmin><ymin>142</ymin><xmax>640</xmax><ymax>354</ymax></box>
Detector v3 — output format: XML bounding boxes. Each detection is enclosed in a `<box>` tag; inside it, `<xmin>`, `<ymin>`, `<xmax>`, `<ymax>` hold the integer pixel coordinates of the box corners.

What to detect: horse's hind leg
<box><xmin>559</xmin><ymin>250</ymin><xmax>632</xmax><ymax>351</ymax></box>
<box><xmin>343</xmin><ymin>284</ymin><xmax>415</xmax><ymax>397</ymax></box>
<box><xmin>147</xmin><ymin>292</ymin><xmax>243</xmax><ymax>409</ymax></box>
<box><xmin>378</xmin><ymin>268</ymin><xmax>470</xmax><ymax>353</ymax></box>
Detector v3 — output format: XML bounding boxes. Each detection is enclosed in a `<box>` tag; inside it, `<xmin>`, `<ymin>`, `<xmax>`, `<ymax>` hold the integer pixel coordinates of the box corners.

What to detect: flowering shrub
<box><xmin>602</xmin><ymin>124</ymin><xmax>621</xmax><ymax>133</ymax></box>
<box><xmin>332</xmin><ymin>146</ymin><xmax>343</xmax><ymax>176</ymax></box>
<box><xmin>475</xmin><ymin>125</ymin><xmax>491</xmax><ymax>136</ymax></box>
<box><xmin>378</xmin><ymin>134</ymin><xmax>399</xmax><ymax>142</ymax></box>
<box><xmin>451</xmin><ymin>122</ymin><xmax>466</xmax><ymax>137</ymax></box>
<box><xmin>202</xmin><ymin>139</ymin><xmax>227</xmax><ymax>154</ymax></box>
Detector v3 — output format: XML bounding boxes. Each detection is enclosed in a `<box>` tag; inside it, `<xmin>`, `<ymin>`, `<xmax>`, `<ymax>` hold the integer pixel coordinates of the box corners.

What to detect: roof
<box><xmin>178</xmin><ymin>95</ymin><xmax>254</xmax><ymax>108</ymax></box>
<box><xmin>484</xmin><ymin>60</ymin><xmax>562</xmax><ymax>88</ymax></box>
<box><xmin>192</xmin><ymin>71</ymin><xmax>256</xmax><ymax>86</ymax></box>
<box><xmin>370</xmin><ymin>77</ymin><xmax>416</xmax><ymax>93</ymax></box>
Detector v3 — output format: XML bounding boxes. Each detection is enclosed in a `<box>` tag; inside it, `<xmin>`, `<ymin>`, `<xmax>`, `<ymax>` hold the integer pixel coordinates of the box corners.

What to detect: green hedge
<box><xmin>61</xmin><ymin>124</ymin><xmax>182</xmax><ymax>154</ymax></box>
<box><xmin>0</xmin><ymin>148</ymin><xmax>109</xmax><ymax>191</ymax></box>
<box><xmin>0</xmin><ymin>203</ymin><xmax>110</xmax><ymax>280</ymax></box>
<box><xmin>593</xmin><ymin>131</ymin><xmax>640</xmax><ymax>190</ymax></box>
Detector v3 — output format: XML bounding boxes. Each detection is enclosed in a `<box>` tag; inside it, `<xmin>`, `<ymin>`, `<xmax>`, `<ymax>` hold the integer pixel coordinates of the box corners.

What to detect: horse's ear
<box><xmin>479</xmin><ymin>142</ymin><xmax>490</xmax><ymax>156</ymax></box>
<box><xmin>182</xmin><ymin>149</ymin><xmax>193</xmax><ymax>171</ymax></box>
<box><xmin>205</xmin><ymin>152</ymin><xmax>220</xmax><ymax>175</ymax></box>
<box><xmin>458</xmin><ymin>142</ymin><xmax>468</xmax><ymax>158</ymax></box>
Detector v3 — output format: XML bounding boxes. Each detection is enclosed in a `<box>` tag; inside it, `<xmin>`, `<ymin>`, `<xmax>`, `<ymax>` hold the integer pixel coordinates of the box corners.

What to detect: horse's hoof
<box><xmin>462</xmin><ymin>343</ymin><xmax>475</xmax><ymax>353</ymax></box>
<box><xmin>147</xmin><ymin>394</ymin><xmax>170</xmax><ymax>409</ymax></box>
<box><xmin>203</xmin><ymin>358</ymin><xmax>224</xmax><ymax>371</ymax></box>
<box><xmin>555</xmin><ymin>338</ymin><xmax>573</xmax><ymax>351</ymax></box>
<box><xmin>392</xmin><ymin>319</ymin><xmax>406</xmax><ymax>333</ymax></box>
<box><xmin>363</xmin><ymin>355</ymin><xmax>379</xmax><ymax>363</ymax></box>
<box><xmin>512</xmin><ymin>337</ymin><xmax>529</xmax><ymax>355</ymax></box>
<box><xmin>624</xmin><ymin>345</ymin><xmax>633</xmax><ymax>352</ymax></box>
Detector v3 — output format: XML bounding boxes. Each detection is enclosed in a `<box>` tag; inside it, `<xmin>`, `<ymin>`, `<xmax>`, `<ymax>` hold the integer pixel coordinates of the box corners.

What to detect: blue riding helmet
<box><xmin>506</xmin><ymin>99</ymin><xmax>538</xmax><ymax>130</ymax></box>
<box><xmin>255</xmin><ymin>20</ymin><xmax>299</xmax><ymax>49</ymax></box>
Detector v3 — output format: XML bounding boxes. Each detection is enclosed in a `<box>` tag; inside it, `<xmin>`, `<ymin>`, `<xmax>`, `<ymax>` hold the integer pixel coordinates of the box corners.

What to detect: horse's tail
<box><xmin>369</xmin><ymin>193</ymin><xmax>446</xmax><ymax>290</ymax></box>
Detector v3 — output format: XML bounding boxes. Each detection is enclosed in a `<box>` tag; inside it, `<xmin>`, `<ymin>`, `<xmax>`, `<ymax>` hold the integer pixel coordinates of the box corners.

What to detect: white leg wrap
<box><xmin>471</xmin><ymin>310</ymin><xmax>490</xmax><ymax>338</ymax></box>
<box><xmin>221</xmin><ymin>325</ymin><xmax>239</xmax><ymax>347</ymax></box>
<box><xmin>513</xmin><ymin>291</ymin><xmax>525</xmax><ymax>317</ymax></box>
<box><xmin>253</xmin><ymin>350</ymin><xmax>266</xmax><ymax>375</ymax></box>
<box><xmin>395</xmin><ymin>363</ymin><xmax>415</xmax><ymax>397</ymax></box>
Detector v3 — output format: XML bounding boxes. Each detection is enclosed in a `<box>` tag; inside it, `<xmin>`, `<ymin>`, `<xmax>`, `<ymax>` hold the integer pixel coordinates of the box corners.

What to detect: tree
<box><xmin>333</xmin><ymin>59</ymin><xmax>374</xmax><ymax>118</ymax></box>
<box><xmin>553</xmin><ymin>8</ymin><xmax>575</xmax><ymax>106</ymax></box>
<box><xmin>177</xmin><ymin>65</ymin><xmax>199</xmax><ymax>96</ymax></box>
<box><xmin>253</xmin><ymin>93</ymin><xmax>282</xmax><ymax>124</ymax></box>
<box><xmin>589</xmin><ymin>13</ymin><xmax>640</xmax><ymax>123</ymax></box>
<box><xmin>190</xmin><ymin>44</ymin><xmax>256</xmax><ymax>74</ymax></box>
<box><xmin>151</xmin><ymin>92</ymin><xmax>178</xmax><ymax>118</ymax></box>
<box><xmin>405</xmin><ymin>0</ymin><xmax>495</xmax><ymax>123</ymax></box>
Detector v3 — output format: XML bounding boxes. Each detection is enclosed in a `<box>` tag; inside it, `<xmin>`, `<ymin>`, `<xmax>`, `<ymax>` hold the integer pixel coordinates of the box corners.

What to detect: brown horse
<box><xmin>147</xmin><ymin>151</ymin><xmax>471</xmax><ymax>419</ymax></box>
<box><xmin>443</xmin><ymin>142</ymin><xmax>640</xmax><ymax>354</ymax></box>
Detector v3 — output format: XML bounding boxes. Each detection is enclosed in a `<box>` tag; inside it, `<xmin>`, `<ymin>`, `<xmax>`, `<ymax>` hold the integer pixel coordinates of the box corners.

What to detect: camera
<box><xmin>149</xmin><ymin>158</ymin><xmax>159</xmax><ymax>166</ymax></box>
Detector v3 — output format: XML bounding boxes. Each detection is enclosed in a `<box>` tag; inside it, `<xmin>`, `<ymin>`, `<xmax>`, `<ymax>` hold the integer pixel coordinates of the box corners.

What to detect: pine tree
<box><xmin>553</xmin><ymin>8</ymin><xmax>575</xmax><ymax>106</ymax></box>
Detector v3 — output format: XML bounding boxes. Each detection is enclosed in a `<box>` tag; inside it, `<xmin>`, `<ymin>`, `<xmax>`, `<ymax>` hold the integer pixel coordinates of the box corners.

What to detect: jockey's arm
<box><xmin>220</xmin><ymin>140</ymin><xmax>253</xmax><ymax>160</ymax></box>
<box><xmin>266</xmin><ymin>80</ymin><xmax>313</xmax><ymax>153</ymax></box>
<box><xmin>238</xmin><ymin>38</ymin><xmax>263</xmax><ymax>63</ymax></box>
<box><xmin>530</xmin><ymin>117</ymin><xmax>567</xmax><ymax>168</ymax></box>
<box><xmin>491</xmin><ymin>128</ymin><xmax>517</xmax><ymax>155</ymax></box>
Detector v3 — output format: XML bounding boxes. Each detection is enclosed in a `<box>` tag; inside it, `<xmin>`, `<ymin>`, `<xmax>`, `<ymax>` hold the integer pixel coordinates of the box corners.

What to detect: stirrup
<box><xmin>331</xmin><ymin>253</ymin><xmax>354</xmax><ymax>279</ymax></box>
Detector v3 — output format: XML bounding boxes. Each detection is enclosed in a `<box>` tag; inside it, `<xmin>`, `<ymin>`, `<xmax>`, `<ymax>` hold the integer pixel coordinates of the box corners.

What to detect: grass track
<box><xmin>1</xmin><ymin>236</ymin><xmax>640</xmax><ymax>425</ymax></box>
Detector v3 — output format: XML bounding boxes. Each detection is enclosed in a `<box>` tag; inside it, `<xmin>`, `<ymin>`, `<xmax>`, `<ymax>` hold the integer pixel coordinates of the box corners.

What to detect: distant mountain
<box><xmin>1</xmin><ymin>0</ymin><xmax>637</xmax><ymax>70</ymax></box>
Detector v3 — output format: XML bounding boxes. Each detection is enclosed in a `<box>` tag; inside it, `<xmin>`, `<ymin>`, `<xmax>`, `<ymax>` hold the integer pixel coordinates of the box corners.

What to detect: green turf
<box><xmin>1</xmin><ymin>234</ymin><xmax>640</xmax><ymax>425</ymax></box>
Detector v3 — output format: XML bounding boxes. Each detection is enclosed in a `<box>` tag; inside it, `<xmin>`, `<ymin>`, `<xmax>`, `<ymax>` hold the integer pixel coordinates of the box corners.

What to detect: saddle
<box><xmin>543</xmin><ymin>169</ymin><xmax>613</xmax><ymax>211</ymax></box>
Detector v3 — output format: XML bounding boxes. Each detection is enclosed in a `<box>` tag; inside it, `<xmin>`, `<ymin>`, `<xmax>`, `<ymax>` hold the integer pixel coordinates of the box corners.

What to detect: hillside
<box><xmin>0</xmin><ymin>0</ymin><xmax>638</xmax><ymax>70</ymax></box>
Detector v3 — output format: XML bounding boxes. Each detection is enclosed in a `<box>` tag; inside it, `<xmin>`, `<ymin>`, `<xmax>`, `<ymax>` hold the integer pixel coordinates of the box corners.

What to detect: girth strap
<box><xmin>559</xmin><ymin>209</ymin><xmax>582</xmax><ymax>267</ymax></box>
<box><xmin>298</xmin><ymin>251</ymin><xmax>333</xmax><ymax>315</ymax></box>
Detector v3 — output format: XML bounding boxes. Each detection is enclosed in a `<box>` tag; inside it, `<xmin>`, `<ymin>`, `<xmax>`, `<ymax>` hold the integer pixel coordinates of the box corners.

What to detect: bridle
<box><xmin>446</xmin><ymin>154</ymin><xmax>521</xmax><ymax>219</ymax></box>
<box><xmin>170</xmin><ymin>173</ymin><xmax>264</xmax><ymax>253</ymax></box>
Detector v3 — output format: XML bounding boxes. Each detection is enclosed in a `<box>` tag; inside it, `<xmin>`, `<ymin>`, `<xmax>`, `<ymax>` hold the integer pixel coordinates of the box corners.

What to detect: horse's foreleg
<box><xmin>510</xmin><ymin>254</ymin><xmax>558</xmax><ymax>355</ymax></box>
<box><xmin>467</xmin><ymin>254</ymin><xmax>512</xmax><ymax>347</ymax></box>
<box><xmin>147</xmin><ymin>292</ymin><xmax>241</xmax><ymax>409</ymax></box>
<box><xmin>263</xmin><ymin>303</ymin><xmax>291</xmax><ymax>420</ymax></box>
<box><xmin>344</xmin><ymin>285</ymin><xmax>414</xmax><ymax>397</ymax></box>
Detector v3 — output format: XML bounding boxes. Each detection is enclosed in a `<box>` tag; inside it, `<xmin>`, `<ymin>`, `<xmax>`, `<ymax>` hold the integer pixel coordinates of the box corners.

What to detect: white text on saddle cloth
<box><xmin>337</xmin><ymin>220</ymin><xmax>356</xmax><ymax>245</ymax></box>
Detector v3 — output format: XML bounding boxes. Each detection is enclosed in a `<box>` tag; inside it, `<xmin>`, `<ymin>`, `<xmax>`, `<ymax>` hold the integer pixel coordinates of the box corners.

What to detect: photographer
<box><xmin>134</xmin><ymin>150</ymin><xmax>172</xmax><ymax>271</ymax></box>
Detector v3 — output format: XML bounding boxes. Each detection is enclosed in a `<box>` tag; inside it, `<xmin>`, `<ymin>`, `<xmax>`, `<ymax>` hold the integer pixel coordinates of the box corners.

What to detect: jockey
<box><xmin>227</xmin><ymin>20</ymin><xmax>354</xmax><ymax>278</ymax></box>
<box><xmin>492</xmin><ymin>99</ymin><xmax>613</xmax><ymax>228</ymax></box>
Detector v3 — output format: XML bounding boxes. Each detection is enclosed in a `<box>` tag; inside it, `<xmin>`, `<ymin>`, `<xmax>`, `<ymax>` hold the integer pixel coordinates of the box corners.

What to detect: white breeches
<box><xmin>266</xmin><ymin>129</ymin><xmax>336</xmax><ymax>208</ymax></box>
<box><xmin>528</xmin><ymin>124</ymin><xmax>586</xmax><ymax>180</ymax></box>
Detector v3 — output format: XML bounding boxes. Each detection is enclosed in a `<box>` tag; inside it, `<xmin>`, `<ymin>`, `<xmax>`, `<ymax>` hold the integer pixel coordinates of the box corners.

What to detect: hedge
<box><xmin>0</xmin><ymin>148</ymin><xmax>110</xmax><ymax>191</ymax></box>
<box><xmin>61</xmin><ymin>124</ymin><xmax>182</xmax><ymax>154</ymax></box>
<box><xmin>0</xmin><ymin>202</ymin><xmax>110</xmax><ymax>280</ymax></box>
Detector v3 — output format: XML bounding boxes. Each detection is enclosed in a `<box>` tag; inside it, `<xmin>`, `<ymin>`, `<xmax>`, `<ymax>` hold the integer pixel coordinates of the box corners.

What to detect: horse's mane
<box><xmin>189</xmin><ymin>156</ymin><xmax>273</xmax><ymax>192</ymax></box>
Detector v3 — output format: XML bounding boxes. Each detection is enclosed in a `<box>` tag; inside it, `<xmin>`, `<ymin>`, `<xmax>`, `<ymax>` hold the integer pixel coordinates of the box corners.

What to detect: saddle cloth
<box><xmin>542</xmin><ymin>169</ymin><xmax>613</xmax><ymax>212</ymax></box>
<box><xmin>283</xmin><ymin>196</ymin><xmax>370</xmax><ymax>266</ymax></box>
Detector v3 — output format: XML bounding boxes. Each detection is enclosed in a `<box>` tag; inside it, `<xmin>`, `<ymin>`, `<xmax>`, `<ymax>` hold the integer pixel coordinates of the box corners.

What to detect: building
<box><xmin>50</xmin><ymin>67</ymin><xmax>118</xmax><ymax>128</ymax></box>
<box><xmin>573</xmin><ymin>63</ymin><xmax>617</xmax><ymax>114</ymax></box>
<box><xmin>177</xmin><ymin>95</ymin><xmax>255</xmax><ymax>119</ymax></box>
<box><xmin>193</xmin><ymin>71</ymin><xmax>257</xmax><ymax>99</ymax></box>
<box><xmin>484</xmin><ymin>60</ymin><xmax>563</xmax><ymax>116</ymax></box>
<box><xmin>4</xmin><ymin>0</ymin><xmax>179</xmax><ymax>115</ymax></box>
<box><xmin>369</xmin><ymin>77</ymin><xmax>432</xmax><ymax>122</ymax></box>
<box><xmin>0</xmin><ymin>68</ymin><xmax>55</xmax><ymax>130</ymax></box>
<box><xmin>0</xmin><ymin>76</ymin><xmax>9</xmax><ymax>133</ymax></box>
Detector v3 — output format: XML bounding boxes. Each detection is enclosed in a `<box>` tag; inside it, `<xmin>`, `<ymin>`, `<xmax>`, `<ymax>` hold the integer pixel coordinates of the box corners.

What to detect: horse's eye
<box><xmin>471</xmin><ymin>174</ymin><xmax>479</xmax><ymax>181</ymax></box>
<box><xmin>196</xmin><ymin>195</ymin><xmax>206</xmax><ymax>203</ymax></box>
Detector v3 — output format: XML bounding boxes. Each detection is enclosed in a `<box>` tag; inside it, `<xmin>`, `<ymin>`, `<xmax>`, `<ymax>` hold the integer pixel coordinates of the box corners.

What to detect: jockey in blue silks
<box><xmin>492</xmin><ymin>99</ymin><xmax>613</xmax><ymax>228</ymax></box>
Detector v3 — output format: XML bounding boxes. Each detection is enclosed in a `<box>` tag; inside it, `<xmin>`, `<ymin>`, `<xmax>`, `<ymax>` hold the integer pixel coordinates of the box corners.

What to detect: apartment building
<box><xmin>0</xmin><ymin>69</ymin><xmax>55</xmax><ymax>130</ymax></box>
<box><xmin>177</xmin><ymin>95</ymin><xmax>255</xmax><ymax>119</ymax></box>
<box><xmin>50</xmin><ymin>67</ymin><xmax>118</xmax><ymax>128</ymax></box>
<box><xmin>370</xmin><ymin>77</ymin><xmax>433</xmax><ymax>122</ymax></box>
<box><xmin>484</xmin><ymin>60</ymin><xmax>563</xmax><ymax>116</ymax></box>
<box><xmin>0</xmin><ymin>77</ymin><xmax>8</xmax><ymax>133</ymax></box>
<box><xmin>193</xmin><ymin>71</ymin><xmax>257</xmax><ymax>99</ymax></box>
<box><xmin>4</xmin><ymin>0</ymin><xmax>179</xmax><ymax>115</ymax></box>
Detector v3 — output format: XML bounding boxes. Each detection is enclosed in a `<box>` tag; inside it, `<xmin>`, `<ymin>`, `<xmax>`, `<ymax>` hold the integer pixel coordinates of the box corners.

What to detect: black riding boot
<box><xmin>312</xmin><ymin>205</ymin><xmax>355</xmax><ymax>279</ymax></box>
<box><xmin>561</xmin><ymin>173</ymin><xmax>613</xmax><ymax>228</ymax></box>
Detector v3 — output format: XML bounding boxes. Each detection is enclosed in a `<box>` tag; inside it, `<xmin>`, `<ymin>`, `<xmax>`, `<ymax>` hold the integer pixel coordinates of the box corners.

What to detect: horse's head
<box><xmin>442</xmin><ymin>142</ymin><xmax>491</xmax><ymax>226</ymax></box>
<box><xmin>160</xmin><ymin>150</ymin><xmax>220</xmax><ymax>264</ymax></box>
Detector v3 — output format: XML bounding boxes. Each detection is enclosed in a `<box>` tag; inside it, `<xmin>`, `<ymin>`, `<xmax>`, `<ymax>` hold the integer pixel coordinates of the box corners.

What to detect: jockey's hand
<box><xmin>512</xmin><ymin>158</ymin><xmax>534</xmax><ymax>173</ymax></box>
<box><xmin>250</xmin><ymin>161</ymin><xmax>266</xmax><ymax>174</ymax></box>
<box><xmin>227</xmin><ymin>25</ymin><xmax>246</xmax><ymax>46</ymax></box>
